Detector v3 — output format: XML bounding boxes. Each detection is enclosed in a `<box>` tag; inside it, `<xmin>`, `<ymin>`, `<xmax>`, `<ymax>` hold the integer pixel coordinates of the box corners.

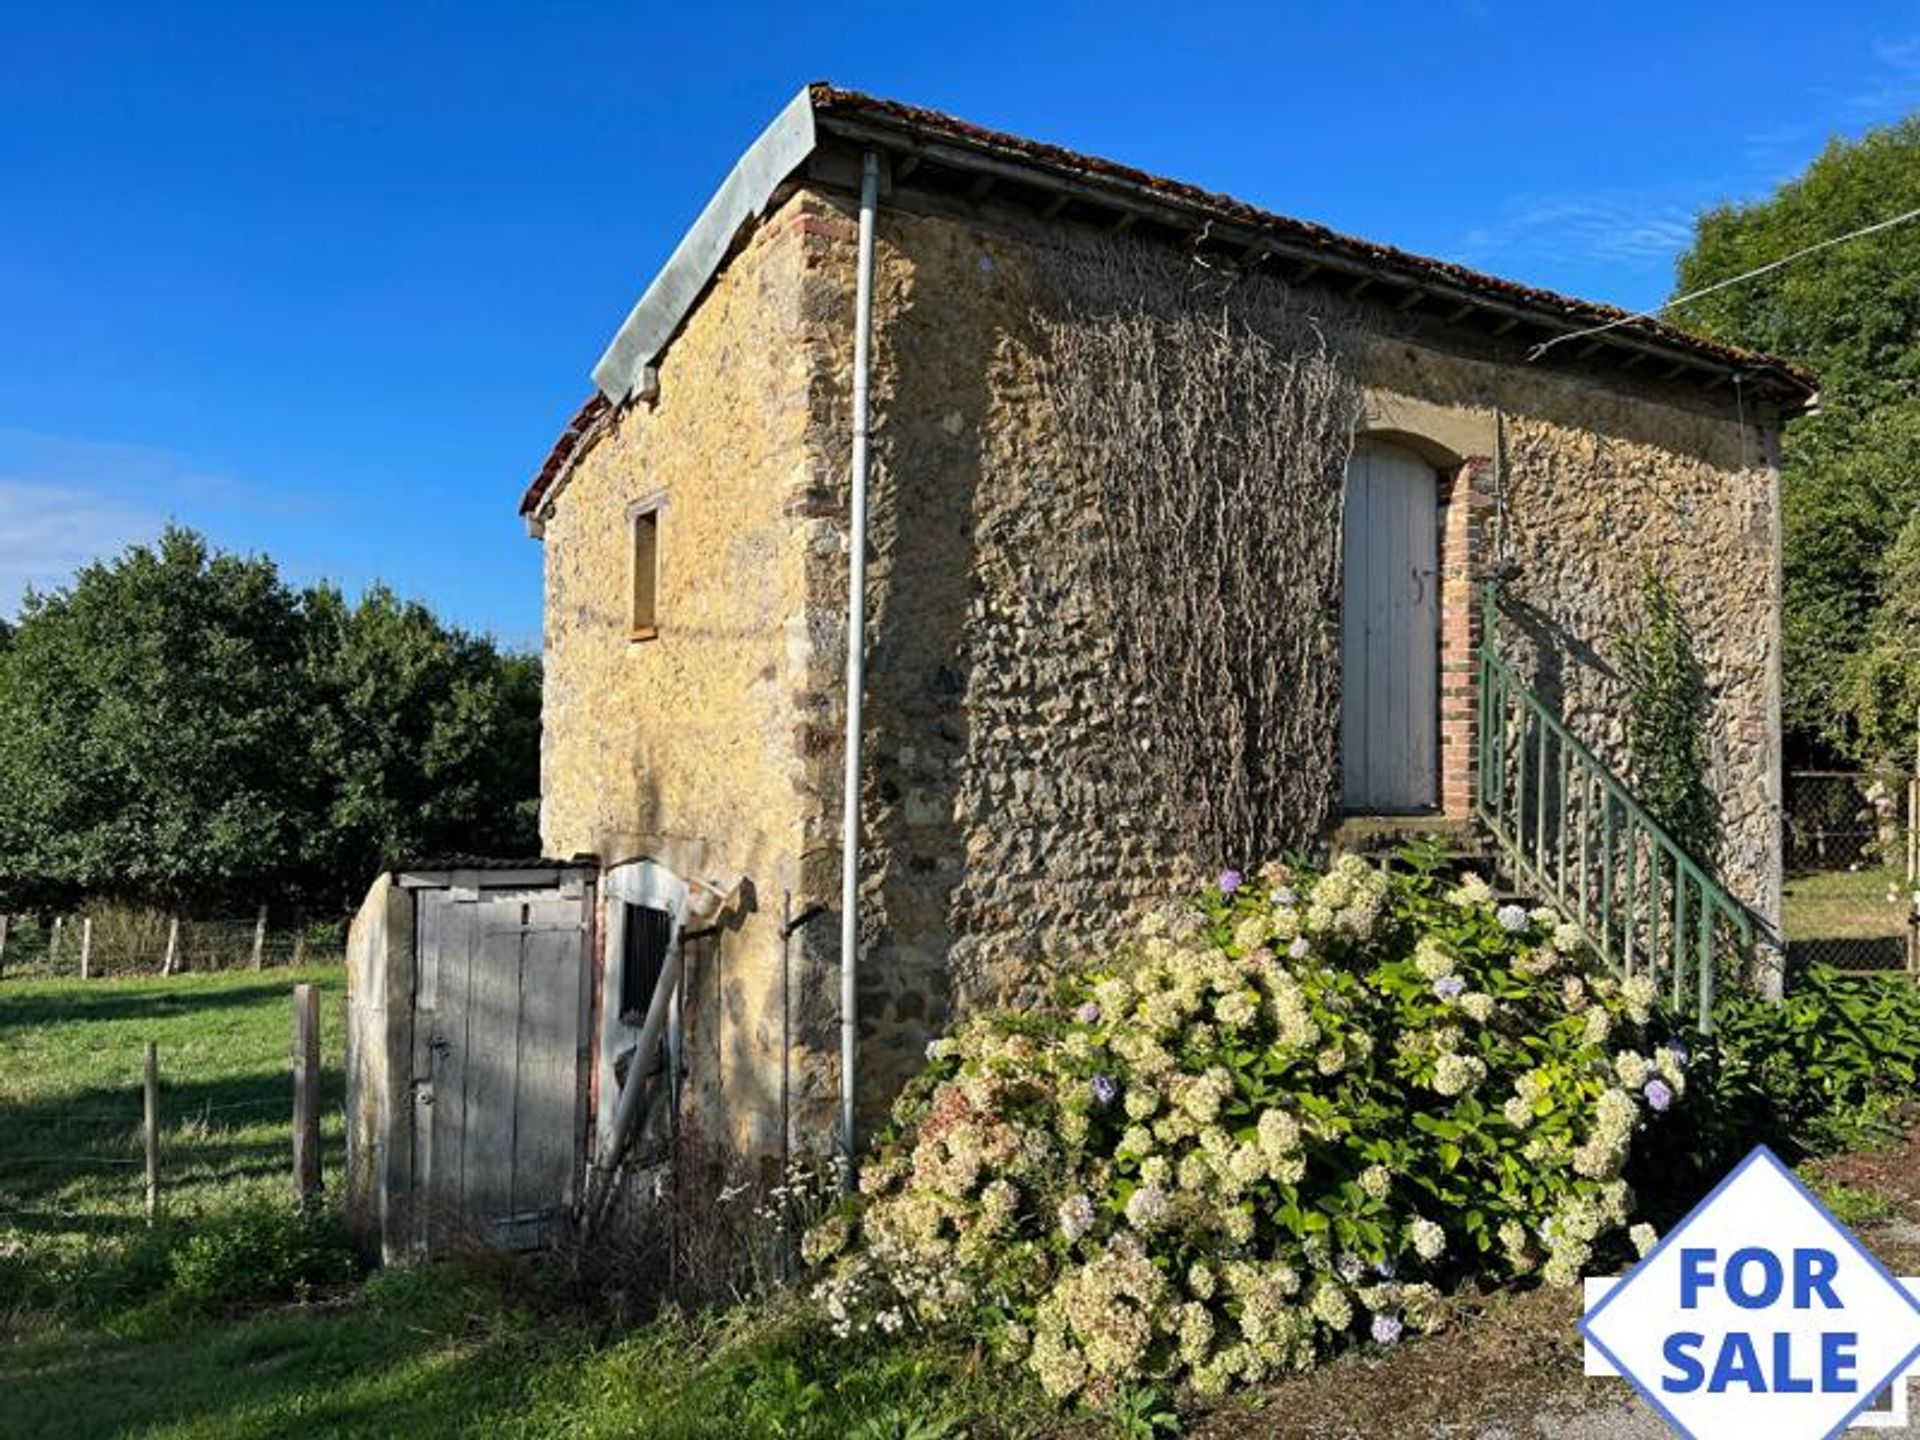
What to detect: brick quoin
<box><xmin>1437</xmin><ymin>458</ymin><xmax>1492</xmax><ymax>819</ymax></box>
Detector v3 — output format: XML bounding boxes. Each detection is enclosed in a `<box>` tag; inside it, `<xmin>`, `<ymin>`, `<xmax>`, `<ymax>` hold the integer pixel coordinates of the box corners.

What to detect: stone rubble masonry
<box><xmin>538</xmin><ymin>178</ymin><xmax>1786</xmax><ymax>1160</ymax></box>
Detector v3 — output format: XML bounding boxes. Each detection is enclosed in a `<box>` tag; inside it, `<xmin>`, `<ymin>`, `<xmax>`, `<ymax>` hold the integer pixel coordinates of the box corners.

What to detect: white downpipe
<box><xmin>840</xmin><ymin>151</ymin><xmax>880</xmax><ymax>1176</ymax></box>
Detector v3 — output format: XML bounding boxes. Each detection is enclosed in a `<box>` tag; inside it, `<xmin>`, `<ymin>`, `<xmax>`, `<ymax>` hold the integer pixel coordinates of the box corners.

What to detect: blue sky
<box><xmin>3</xmin><ymin>3</ymin><xmax>1916</xmax><ymax>647</ymax></box>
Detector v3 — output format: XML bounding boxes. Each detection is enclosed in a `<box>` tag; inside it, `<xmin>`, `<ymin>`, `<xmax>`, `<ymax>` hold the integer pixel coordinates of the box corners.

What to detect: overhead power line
<box><xmin>1529</xmin><ymin>201</ymin><xmax>1920</xmax><ymax>361</ymax></box>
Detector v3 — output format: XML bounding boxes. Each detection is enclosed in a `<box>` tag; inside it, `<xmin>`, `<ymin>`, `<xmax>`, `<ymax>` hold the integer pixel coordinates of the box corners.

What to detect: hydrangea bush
<box><xmin>804</xmin><ymin>850</ymin><xmax>1692</xmax><ymax>1403</ymax></box>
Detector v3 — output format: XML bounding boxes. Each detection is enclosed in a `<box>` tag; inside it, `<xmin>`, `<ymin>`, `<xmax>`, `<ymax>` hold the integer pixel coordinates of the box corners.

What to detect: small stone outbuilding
<box><xmin>519</xmin><ymin>85</ymin><xmax>1815</xmax><ymax>1187</ymax></box>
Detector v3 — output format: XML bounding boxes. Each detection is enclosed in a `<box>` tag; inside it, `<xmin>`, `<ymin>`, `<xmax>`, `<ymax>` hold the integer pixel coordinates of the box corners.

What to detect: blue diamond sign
<box><xmin>1582</xmin><ymin>1145</ymin><xmax>1920</xmax><ymax>1439</ymax></box>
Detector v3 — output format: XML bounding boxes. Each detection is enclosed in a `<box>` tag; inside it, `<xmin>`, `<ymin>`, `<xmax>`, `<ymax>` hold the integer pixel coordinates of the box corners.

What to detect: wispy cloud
<box><xmin>0</xmin><ymin>429</ymin><xmax>248</xmax><ymax>615</ymax></box>
<box><xmin>1845</xmin><ymin>33</ymin><xmax>1920</xmax><ymax>121</ymax></box>
<box><xmin>1453</xmin><ymin>191</ymin><xmax>1700</xmax><ymax>276</ymax></box>
<box><xmin>0</xmin><ymin>481</ymin><xmax>161</xmax><ymax>611</ymax></box>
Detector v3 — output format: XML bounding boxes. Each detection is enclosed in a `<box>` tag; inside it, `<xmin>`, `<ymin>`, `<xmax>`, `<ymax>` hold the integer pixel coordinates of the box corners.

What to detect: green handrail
<box><xmin>1474</xmin><ymin>583</ymin><xmax>1754</xmax><ymax>1031</ymax></box>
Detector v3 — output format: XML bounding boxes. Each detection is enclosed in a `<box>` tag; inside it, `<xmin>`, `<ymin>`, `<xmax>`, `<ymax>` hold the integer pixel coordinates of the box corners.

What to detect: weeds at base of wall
<box><xmin>1</xmin><ymin>1198</ymin><xmax>364</xmax><ymax>1338</ymax></box>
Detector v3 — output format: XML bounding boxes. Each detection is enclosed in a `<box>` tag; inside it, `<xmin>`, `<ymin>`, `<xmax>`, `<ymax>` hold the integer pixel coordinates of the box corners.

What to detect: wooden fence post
<box><xmin>0</xmin><ymin>914</ymin><xmax>9</xmax><ymax>982</ymax></box>
<box><xmin>49</xmin><ymin>916</ymin><xmax>62</xmax><ymax>968</ymax></box>
<box><xmin>252</xmin><ymin>904</ymin><xmax>269</xmax><ymax>971</ymax></box>
<box><xmin>163</xmin><ymin>918</ymin><xmax>180</xmax><ymax>977</ymax></box>
<box><xmin>292</xmin><ymin>983</ymin><xmax>320</xmax><ymax>1208</ymax></box>
<box><xmin>144</xmin><ymin>1041</ymin><xmax>161</xmax><ymax>1224</ymax></box>
<box><xmin>79</xmin><ymin>916</ymin><xmax>93</xmax><ymax>980</ymax></box>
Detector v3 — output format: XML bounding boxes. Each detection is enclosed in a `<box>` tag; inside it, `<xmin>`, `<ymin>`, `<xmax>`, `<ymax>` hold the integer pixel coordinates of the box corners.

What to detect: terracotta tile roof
<box><xmin>807</xmin><ymin>84</ymin><xmax>1814</xmax><ymax>398</ymax></box>
<box><xmin>520</xmin><ymin>392</ymin><xmax>609</xmax><ymax>518</ymax></box>
<box><xmin>523</xmin><ymin>84</ymin><xmax>1816</xmax><ymax>518</ymax></box>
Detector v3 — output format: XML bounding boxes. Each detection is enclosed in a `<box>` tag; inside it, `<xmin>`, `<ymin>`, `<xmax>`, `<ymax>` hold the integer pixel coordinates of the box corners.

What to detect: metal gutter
<box><xmin>839</xmin><ymin>151</ymin><xmax>880</xmax><ymax>1176</ymax></box>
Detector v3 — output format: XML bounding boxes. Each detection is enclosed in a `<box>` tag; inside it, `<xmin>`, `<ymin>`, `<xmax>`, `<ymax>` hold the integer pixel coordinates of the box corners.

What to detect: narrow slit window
<box><xmin>630</xmin><ymin>504</ymin><xmax>660</xmax><ymax>639</ymax></box>
<box><xmin>619</xmin><ymin>902</ymin><xmax>673</xmax><ymax>1023</ymax></box>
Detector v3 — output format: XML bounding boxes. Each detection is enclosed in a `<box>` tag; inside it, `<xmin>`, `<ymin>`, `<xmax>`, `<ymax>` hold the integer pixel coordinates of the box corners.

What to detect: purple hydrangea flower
<box><xmin>1496</xmin><ymin>903</ymin><xmax>1530</xmax><ymax>933</ymax></box>
<box><xmin>1274</xmin><ymin>886</ymin><xmax>1298</xmax><ymax>907</ymax></box>
<box><xmin>1091</xmin><ymin>1074</ymin><xmax>1119</xmax><ymax>1107</ymax></box>
<box><xmin>1370</xmin><ymin>1312</ymin><xmax>1404</xmax><ymax>1346</ymax></box>
<box><xmin>1374</xmin><ymin>1258</ymin><xmax>1397</xmax><ymax>1280</ymax></box>
<box><xmin>1076</xmin><ymin>1001</ymin><xmax>1102</xmax><ymax>1026</ymax></box>
<box><xmin>1219</xmin><ymin>868</ymin><xmax>1244</xmax><ymax>896</ymax></box>
<box><xmin>1644</xmin><ymin>1078</ymin><xmax>1674</xmax><ymax>1113</ymax></box>
<box><xmin>1433</xmin><ymin>975</ymin><xmax>1467</xmax><ymax>1001</ymax></box>
<box><xmin>1288</xmin><ymin>937</ymin><xmax>1311</xmax><ymax>960</ymax></box>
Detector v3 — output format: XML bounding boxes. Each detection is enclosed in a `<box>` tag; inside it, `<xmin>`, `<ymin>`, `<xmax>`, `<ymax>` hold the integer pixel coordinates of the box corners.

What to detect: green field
<box><xmin>0</xmin><ymin>968</ymin><xmax>1058</xmax><ymax>1440</ymax></box>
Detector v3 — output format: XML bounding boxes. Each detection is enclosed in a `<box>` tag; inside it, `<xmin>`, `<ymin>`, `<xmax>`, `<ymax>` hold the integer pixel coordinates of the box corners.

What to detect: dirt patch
<box><xmin>1186</xmin><ymin>1281</ymin><xmax>1634</xmax><ymax>1439</ymax></box>
<box><xmin>1805</xmin><ymin>1107</ymin><xmax>1920</xmax><ymax>1226</ymax></box>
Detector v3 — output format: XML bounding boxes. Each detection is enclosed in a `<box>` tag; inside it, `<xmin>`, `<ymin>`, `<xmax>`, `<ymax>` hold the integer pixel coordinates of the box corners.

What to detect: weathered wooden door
<box><xmin>412</xmin><ymin>884</ymin><xmax>590</xmax><ymax>1251</ymax></box>
<box><xmin>1341</xmin><ymin>440</ymin><xmax>1439</xmax><ymax>812</ymax></box>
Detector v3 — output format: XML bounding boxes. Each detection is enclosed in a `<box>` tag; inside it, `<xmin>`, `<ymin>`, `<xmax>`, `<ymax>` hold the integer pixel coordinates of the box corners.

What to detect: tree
<box><xmin>1670</xmin><ymin>118</ymin><xmax>1920</xmax><ymax>763</ymax></box>
<box><xmin>0</xmin><ymin>528</ymin><xmax>542</xmax><ymax>915</ymax></box>
<box><xmin>301</xmin><ymin>583</ymin><xmax>540</xmax><ymax>909</ymax></box>
<box><xmin>0</xmin><ymin>528</ymin><xmax>310</xmax><ymax>912</ymax></box>
<box><xmin>1837</xmin><ymin>509</ymin><xmax>1920</xmax><ymax>770</ymax></box>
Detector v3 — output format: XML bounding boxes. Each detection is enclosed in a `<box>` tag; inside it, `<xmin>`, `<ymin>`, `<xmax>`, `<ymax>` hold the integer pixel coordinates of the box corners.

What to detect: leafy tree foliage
<box><xmin>1671</xmin><ymin>118</ymin><xmax>1920</xmax><ymax>762</ymax></box>
<box><xmin>0</xmin><ymin>527</ymin><xmax>540</xmax><ymax>915</ymax></box>
<box><xmin>1838</xmin><ymin>510</ymin><xmax>1920</xmax><ymax>769</ymax></box>
<box><xmin>301</xmin><ymin>583</ymin><xmax>541</xmax><ymax>909</ymax></box>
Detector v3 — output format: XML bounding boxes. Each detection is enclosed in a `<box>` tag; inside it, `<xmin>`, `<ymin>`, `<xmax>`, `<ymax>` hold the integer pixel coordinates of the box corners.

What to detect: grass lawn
<box><xmin>0</xmin><ymin>967</ymin><xmax>1065</xmax><ymax>1440</ymax></box>
<box><xmin>13</xmin><ymin>968</ymin><xmax>1913</xmax><ymax>1438</ymax></box>
<box><xmin>0</xmin><ymin>966</ymin><xmax>350</xmax><ymax>1239</ymax></box>
<box><xmin>1783</xmin><ymin>864</ymin><xmax>1915</xmax><ymax>976</ymax></box>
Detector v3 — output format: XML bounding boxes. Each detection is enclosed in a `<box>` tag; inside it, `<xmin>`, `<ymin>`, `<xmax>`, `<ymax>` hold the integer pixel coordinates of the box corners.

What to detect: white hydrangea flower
<box><xmin>1409</xmin><ymin>1217</ymin><xmax>1447</xmax><ymax>1261</ymax></box>
<box><xmin>1446</xmin><ymin>873</ymin><xmax>1494</xmax><ymax>908</ymax></box>
<box><xmin>1124</xmin><ymin>1183</ymin><xmax>1171</xmax><ymax>1232</ymax></box>
<box><xmin>1413</xmin><ymin>938</ymin><xmax>1457</xmax><ymax>981</ymax></box>
<box><xmin>1256</xmin><ymin>1108</ymin><xmax>1301</xmax><ymax>1159</ymax></box>
<box><xmin>1583</xmin><ymin>1007</ymin><xmax>1614</xmax><ymax>1048</ymax></box>
<box><xmin>1058</xmin><ymin>1192</ymin><xmax>1096</xmax><ymax>1242</ymax></box>
<box><xmin>1432</xmin><ymin>1051</ymin><xmax>1488</xmax><ymax>1097</ymax></box>
<box><xmin>1359</xmin><ymin>1164</ymin><xmax>1393</xmax><ymax>1201</ymax></box>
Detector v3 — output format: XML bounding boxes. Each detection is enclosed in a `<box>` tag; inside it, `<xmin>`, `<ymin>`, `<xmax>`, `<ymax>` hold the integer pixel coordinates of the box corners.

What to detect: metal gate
<box><xmin>409</xmin><ymin>878</ymin><xmax>593</xmax><ymax>1252</ymax></box>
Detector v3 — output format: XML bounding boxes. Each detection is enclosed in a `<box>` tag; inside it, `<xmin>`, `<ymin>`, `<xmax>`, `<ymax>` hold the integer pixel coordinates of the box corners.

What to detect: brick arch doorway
<box><xmin>1341</xmin><ymin>438</ymin><xmax>1440</xmax><ymax>813</ymax></box>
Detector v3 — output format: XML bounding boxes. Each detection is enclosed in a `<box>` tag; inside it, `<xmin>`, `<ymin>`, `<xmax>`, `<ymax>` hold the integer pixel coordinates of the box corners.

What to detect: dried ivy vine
<box><xmin>1030</xmin><ymin>238</ymin><xmax>1364</xmax><ymax>866</ymax></box>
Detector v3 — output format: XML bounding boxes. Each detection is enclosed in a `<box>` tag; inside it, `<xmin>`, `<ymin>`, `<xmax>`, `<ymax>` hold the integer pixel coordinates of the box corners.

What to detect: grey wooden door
<box><xmin>1341</xmin><ymin>440</ymin><xmax>1439</xmax><ymax>812</ymax></box>
<box><xmin>412</xmin><ymin>885</ymin><xmax>590</xmax><ymax>1251</ymax></box>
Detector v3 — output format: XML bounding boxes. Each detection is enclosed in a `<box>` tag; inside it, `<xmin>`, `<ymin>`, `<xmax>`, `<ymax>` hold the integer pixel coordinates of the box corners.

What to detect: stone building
<box><xmin>518</xmin><ymin>85</ymin><xmax>1815</xmax><ymax>1183</ymax></box>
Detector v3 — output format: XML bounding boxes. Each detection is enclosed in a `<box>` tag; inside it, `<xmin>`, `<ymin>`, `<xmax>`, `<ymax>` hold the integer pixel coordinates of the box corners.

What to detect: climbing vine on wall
<box><xmin>1617</xmin><ymin>569</ymin><xmax>1718</xmax><ymax>859</ymax></box>
<box><xmin>1031</xmin><ymin>239</ymin><xmax>1363</xmax><ymax>866</ymax></box>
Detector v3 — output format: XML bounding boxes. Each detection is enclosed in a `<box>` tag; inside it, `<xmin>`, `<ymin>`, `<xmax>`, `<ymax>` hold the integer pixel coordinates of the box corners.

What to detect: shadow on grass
<box><xmin>0</xmin><ymin>977</ymin><xmax>337</xmax><ymax>1035</ymax></box>
<box><xmin>0</xmin><ymin>1303</ymin><xmax>537</xmax><ymax>1440</ymax></box>
<box><xmin>0</xmin><ymin>1068</ymin><xmax>346</xmax><ymax>1225</ymax></box>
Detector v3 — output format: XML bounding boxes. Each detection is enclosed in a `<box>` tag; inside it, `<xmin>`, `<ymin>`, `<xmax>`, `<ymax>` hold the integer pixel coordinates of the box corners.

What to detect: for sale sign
<box><xmin>1582</xmin><ymin>1146</ymin><xmax>1920</xmax><ymax>1439</ymax></box>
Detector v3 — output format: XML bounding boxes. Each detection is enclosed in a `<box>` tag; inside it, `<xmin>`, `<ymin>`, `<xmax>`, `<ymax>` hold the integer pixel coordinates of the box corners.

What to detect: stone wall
<box><xmin>536</xmin><ymin>191</ymin><xmax>849</xmax><ymax>1163</ymax></box>
<box><xmin>793</xmin><ymin>189</ymin><xmax>1783</xmax><ymax>1127</ymax></box>
<box><xmin>539</xmin><ymin>180</ymin><xmax>1783</xmax><ymax>1153</ymax></box>
<box><xmin>1348</xmin><ymin>336</ymin><xmax>1783</xmax><ymax>919</ymax></box>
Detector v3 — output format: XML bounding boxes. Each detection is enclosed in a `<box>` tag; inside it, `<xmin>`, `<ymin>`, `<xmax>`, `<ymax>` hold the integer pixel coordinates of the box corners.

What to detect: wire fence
<box><xmin>1782</xmin><ymin>770</ymin><xmax>1919</xmax><ymax>977</ymax></box>
<box><xmin>0</xmin><ymin>907</ymin><xmax>346</xmax><ymax>981</ymax></box>
<box><xmin>0</xmin><ymin>990</ymin><xmax>339</xmax><ymax>1230</ymax></box>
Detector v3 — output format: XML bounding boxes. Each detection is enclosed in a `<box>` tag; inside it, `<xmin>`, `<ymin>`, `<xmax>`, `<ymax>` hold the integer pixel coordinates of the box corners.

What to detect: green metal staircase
<box><xmin>1473</xmin><ymin>584</ymin><xmax>1757</xmax><ymax>1031</ymax></box>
